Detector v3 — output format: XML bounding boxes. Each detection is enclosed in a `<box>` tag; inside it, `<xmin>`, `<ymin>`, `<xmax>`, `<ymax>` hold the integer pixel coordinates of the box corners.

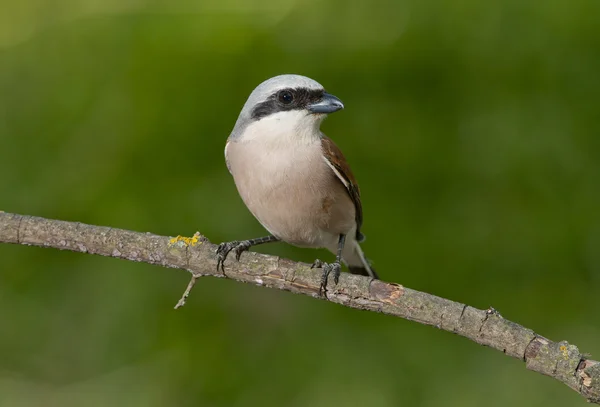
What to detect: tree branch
<box><xmin>0</xmin><ymin>211</ymin><xmax>598</xmax><ymax>403</ymax></box>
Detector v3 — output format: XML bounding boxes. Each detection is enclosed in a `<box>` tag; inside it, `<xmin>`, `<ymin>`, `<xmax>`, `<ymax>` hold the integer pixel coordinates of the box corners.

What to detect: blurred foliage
<box><xmin>1</xmin><ymin>0</ymin><xmax>600</xmax><ymax>405</ymax></box>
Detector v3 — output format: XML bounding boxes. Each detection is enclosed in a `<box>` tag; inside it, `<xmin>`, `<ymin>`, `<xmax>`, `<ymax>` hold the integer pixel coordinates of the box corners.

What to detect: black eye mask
<box><xmin>251</xmin><ymin>87</ymin><xmax>325</xmax><ymax>120</ymax></box>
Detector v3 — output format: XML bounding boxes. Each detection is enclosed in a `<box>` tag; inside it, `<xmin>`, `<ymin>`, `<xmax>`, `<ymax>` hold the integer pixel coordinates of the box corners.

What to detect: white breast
<box><xmin>224</xmin><ymin>111</ymin><xmax>355</xmax><ymax>247</ymax></box>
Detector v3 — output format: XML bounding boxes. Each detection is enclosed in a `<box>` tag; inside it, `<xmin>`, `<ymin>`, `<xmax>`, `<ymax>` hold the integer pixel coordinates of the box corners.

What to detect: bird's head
<box><xmin>230</xmin><ymin>74</ymin><xmax>344</xmax><ymax>142</ymax></box>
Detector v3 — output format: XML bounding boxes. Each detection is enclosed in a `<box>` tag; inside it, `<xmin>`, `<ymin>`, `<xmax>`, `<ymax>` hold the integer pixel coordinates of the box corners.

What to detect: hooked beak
<box><xmin>308</xmin><ymin>92</ymin><xmax>344</xmax><ymax>114</ymax></box>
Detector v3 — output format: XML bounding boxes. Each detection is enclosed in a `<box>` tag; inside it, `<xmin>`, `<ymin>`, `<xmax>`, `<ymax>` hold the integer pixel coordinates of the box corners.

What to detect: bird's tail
<box><xmin>343</xmin><ymin>239</ymin><xmax>379</xmax><ymax>279</ymax></box>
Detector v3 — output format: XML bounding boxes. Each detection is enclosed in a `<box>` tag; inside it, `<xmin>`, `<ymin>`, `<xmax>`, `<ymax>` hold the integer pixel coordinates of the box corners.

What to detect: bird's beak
<box><xmin>308</xmin><ymin>92</ymin><xmax>344</xmax><ymax>114</ymax></box>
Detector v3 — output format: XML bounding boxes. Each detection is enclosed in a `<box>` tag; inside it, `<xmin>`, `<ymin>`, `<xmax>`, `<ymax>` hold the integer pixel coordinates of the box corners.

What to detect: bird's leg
<box><xmin>312</xmin><ymin>234</ymin><xmax>346</xmax><ymax>295</ymax></box>
<box><xmin>216</xmin><ymin>235</ymin><xmax>279</xmax><ymax>272</ymax></box>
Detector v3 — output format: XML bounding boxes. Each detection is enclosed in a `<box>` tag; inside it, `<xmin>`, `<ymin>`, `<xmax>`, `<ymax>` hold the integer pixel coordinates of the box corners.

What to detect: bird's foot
<box><xmin>311</xmin><ymin>259</ymin><xmax>342</xmax><ymax>296</ymax></box>
<box><xmin>215</xmin><ymin>240</ymin><xmax>252</xmax><ymax>272</ymax></box>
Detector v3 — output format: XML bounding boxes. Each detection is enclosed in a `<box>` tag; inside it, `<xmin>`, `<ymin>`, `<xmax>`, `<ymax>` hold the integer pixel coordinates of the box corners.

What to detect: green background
<box><xmin>1</xmin><ymin>0</ymin><xmax>599</xmax><ymax>405</ymax></box>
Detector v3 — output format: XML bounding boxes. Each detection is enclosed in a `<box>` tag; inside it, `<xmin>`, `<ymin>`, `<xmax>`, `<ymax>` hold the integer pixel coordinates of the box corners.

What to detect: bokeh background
<box><xmin>1</xmin><ymin>0</ymin><xmax>599</xmax><ymax>405</ymax></box>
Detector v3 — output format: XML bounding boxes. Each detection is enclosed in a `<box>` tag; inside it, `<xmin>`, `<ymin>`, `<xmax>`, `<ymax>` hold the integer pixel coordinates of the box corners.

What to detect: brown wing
<box><xmin>321</xmin><ymin>136</ymin><xmax>364</xmax><ymax>240</ymax></box>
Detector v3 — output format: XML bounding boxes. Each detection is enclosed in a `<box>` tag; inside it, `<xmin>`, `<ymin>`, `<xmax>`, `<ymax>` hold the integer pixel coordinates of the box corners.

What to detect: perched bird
<box><xmin>217</xmin><ymin>74</ymin><xmax>378</xmax><ymax>293</ymax></box>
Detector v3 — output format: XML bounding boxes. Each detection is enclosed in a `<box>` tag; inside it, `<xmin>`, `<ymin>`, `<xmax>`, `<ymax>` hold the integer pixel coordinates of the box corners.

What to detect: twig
<box><xmin>0</xmin><ymin>211</ymin><xmax>598</xmax><ymax>403</ymax></box>
<box><xmin>174</xmin><ymin>276</ymin><xmax>198</xmax><ymax>309</ymax></box>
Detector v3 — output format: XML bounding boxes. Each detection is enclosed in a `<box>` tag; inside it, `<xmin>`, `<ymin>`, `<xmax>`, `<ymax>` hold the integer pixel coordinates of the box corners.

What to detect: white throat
<box><xmin>238</xmin><ymin>110</ymin><xmax>324</xmax><ymax>147</ymax></box>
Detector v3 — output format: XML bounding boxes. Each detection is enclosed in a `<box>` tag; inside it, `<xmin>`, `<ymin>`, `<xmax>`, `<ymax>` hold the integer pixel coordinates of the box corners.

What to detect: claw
<box><xmin>216</xmin><ymin>236</ymin><xmax>278</xmax><ymax>273</ymax></box>
<box><xmin>216</xmin><ymin>240</ymin><xmax>253</xmax><ymax>272</ymax></box>
<box><xmin>332</xmin><ymin>263</ymin><xmax>341</xmax><ymax>285</ymax></box>
<box><xmin>313</xmin><ymin>260</ymin><xmax>341</xmax><ymax>296</ymax></box>
<box><xmin>234</xmin><ymin>241</ymin><xmax>251</xmax><ymax>261</ymax></box>
<box><xmin>216</xmin><ymin>241</ymin><xmax>238</xmax><ymax>272</ymax></box>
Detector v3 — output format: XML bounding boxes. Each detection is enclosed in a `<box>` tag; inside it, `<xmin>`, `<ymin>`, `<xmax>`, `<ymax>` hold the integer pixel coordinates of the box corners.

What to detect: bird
<box><xmin>216</xmin><ymin>74</ymin><xmax>378</xmax><ymax>294</ymax></box>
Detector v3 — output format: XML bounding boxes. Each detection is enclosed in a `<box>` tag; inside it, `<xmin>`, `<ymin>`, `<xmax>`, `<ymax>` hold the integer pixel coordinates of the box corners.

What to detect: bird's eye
<box><xmin>278</xmin><ymin>90</ymin><xmax>294</xmax><ymax>105</ymax></box>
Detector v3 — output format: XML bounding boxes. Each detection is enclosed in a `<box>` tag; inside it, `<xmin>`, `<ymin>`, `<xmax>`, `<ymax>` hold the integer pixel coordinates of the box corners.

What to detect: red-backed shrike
<box><xmin>217</xmin><ymin>74</ymin><xmax>378</xmax><ymax>293</ymax></box>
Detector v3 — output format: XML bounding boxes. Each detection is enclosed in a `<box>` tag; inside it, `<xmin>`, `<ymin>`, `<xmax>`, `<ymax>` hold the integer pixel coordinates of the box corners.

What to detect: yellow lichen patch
<box><xmin>168</xmin><ymin>233</ymin><xmax>201</xmax><ymax>247</ymax></box>
<box><xmin>560</xmin><ymin>345</ymin><xmax>569</xmax><ymax>359</ymax></box>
